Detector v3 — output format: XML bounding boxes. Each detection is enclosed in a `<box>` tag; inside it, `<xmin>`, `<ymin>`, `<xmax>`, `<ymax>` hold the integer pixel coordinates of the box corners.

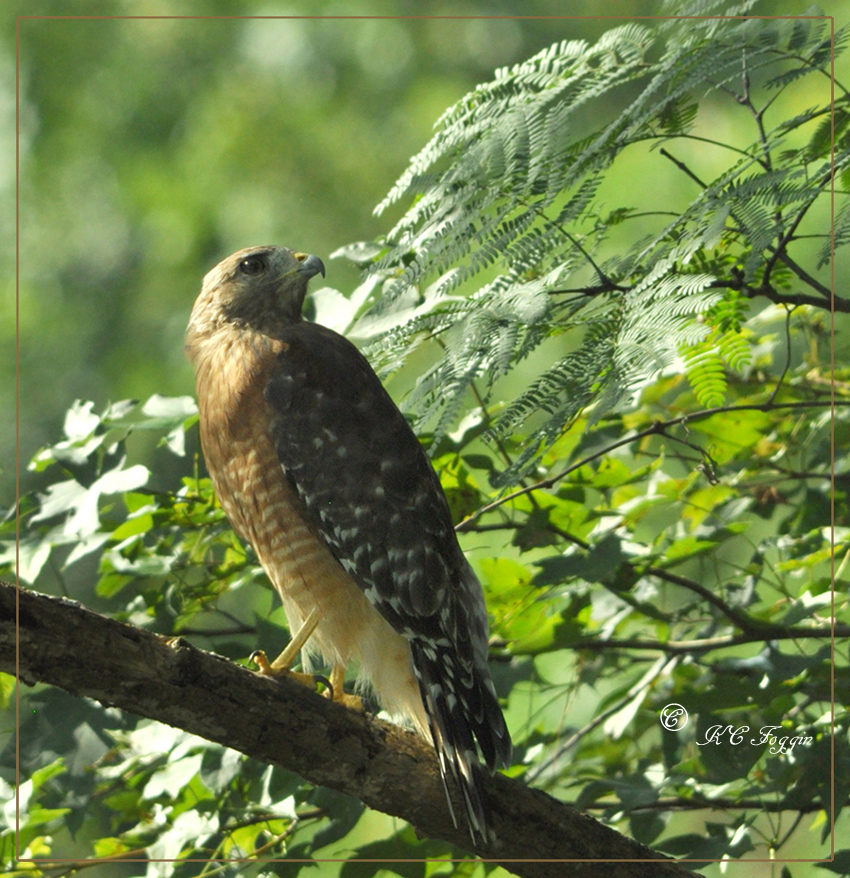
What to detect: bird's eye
<box><xmin>239</xmin><ymin>255</ymin><xmax>267</xmax><ymax>276</ymax></box>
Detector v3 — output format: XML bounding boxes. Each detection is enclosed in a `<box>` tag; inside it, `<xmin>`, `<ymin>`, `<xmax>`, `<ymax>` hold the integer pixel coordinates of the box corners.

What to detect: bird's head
<box><xmin>188</xmin><ymin>245</ymin><xmax>326</xmax><ymax>339</ymax></box>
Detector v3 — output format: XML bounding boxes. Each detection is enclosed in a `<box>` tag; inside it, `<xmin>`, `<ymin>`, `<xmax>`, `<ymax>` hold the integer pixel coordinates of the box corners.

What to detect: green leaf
<box><xmin>533</xmin><ymin>533</ymin><xmax>626</xmax><ymax>586</ymax></box>
<box><xmin>661</xmin><ymin>536</ymin><xmax>717</xmax><ymax>564</ymax></box>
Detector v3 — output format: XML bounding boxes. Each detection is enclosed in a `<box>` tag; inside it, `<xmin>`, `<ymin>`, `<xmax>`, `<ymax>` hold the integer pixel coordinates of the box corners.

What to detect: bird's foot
<box><xmin>323</xmin><ymin>686</ymin><xmax>367</xmax><ymax>713</ymax></box>
<box><xmin>324</xmin><ymin>664</ymin><xmax>367</xmax><ymax>713</ymax></box>
<box><xmin>250</xmin><ymin>649</ymin><xmax>328</xmax><ymax>693</ymax></box>
<box><xmin>250</xmin><ymin>651</ymin><xmax>364</xmax><ymax>712</ymax></box>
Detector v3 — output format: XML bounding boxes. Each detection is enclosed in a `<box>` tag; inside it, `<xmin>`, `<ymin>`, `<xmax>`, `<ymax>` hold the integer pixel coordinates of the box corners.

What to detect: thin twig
<box><xmin>762</xmin><ymin>179</ymin><xmax>831</xmax><ymax>293</ymax></box>
<box><xmin>767</xmin><ymin>305</ymin><xmax>796</xmax><ymax>405</ymax></box>
<box><xmin>527</xmin><ymin>198</ymin><xmax>627</xmax><ymax>292</ymax></box>
<box><xmin>581</xmin><ymin>797</ymin><xmax>827</xmax><ymax>815</ymax></box>
<box><xmin>774</xmin><ymin>810</ymin><xmax>807</xmax><ymax>850</ymax></box>
<box><xmin>645</xmin><ymin>566</ymin><xmax>759</xmax><ymax>632</ymax></box>
<box><xmin>567</xmin><ymin>624</ymin><xmax>846</xmax><ymax>654</ymax></box>
<box><xmin>455</xmin><ymin>400</ymin><xmax>847</xmax><ymax>531</ymax></box>
<box><xmin>526</xmin><ymin>657</ymin><xmax>679</xmax><ymax>783</ymax></box>
<box><xmin>658</xmin><ymin>148</ymin><xmax>709</xmax><ymax>189</ymax></box>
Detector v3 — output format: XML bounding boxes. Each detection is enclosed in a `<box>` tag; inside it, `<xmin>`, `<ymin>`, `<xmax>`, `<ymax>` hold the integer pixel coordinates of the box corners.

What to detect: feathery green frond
<box><xmin>340</xmin><ymin>1</ymin><xmax>840</xmax><ymax>484</ymax></box>
<box><xmin>681</xmin><ymin>342</ymin><xmax>729</xmax><ymax>408</ymax></box>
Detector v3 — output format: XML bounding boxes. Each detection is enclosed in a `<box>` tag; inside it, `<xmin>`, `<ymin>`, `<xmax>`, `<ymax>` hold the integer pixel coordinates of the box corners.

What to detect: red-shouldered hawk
<box><xmin>185</xmin><ymin>245</ymin><xmax>511</xmax><ymax>843</ymax></box>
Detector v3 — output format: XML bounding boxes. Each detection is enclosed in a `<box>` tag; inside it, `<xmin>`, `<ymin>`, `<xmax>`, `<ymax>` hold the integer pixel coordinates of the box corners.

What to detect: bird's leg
<box><xmin>251</xmin><ymin>607</ymin><xmax>324</xmax><ymax>689</ymax></box>
<box><xmin>269</xmin><ymin>606</ymin><xmax>321</xmax><ymax>673</ymax></box>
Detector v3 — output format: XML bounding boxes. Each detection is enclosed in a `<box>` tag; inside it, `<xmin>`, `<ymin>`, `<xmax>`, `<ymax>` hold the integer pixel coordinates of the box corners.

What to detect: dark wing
<box><xmin>264</xmin><ymin>321</ymin><xmax>511</xmax><ymax>841</ymax></box>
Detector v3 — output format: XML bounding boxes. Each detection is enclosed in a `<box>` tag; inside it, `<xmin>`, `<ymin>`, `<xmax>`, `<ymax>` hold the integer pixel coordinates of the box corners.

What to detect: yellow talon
<box><xmin>327</xmin><ymin>664</ymin><xmax>367</xmax><ymax>713</ymax></box>
<box><xmin>249</xmin><ymin>649</ymin><xmax>274</xmax><ymax>676</ymax></box>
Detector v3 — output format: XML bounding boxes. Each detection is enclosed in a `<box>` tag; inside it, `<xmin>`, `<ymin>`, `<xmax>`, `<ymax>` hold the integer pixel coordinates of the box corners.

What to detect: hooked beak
<box><xmin>295</xmin><ymin>253</ymin><xmax>326</xmax><ymax>280</ymax></box>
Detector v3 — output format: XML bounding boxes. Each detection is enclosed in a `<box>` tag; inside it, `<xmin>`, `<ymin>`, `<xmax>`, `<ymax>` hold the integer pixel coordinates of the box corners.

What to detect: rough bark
<box><xmin>1</xmin><ymin>581</ymin><xmax>696</xmax><ymax>878</ymax></box>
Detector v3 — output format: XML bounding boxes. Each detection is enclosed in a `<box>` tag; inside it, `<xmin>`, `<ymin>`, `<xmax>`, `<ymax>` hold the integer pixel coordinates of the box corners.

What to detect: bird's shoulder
<box><xmin>265</xmin><ymin>321</ymin><xmax>418</xmax><ymax>458</ymax></box>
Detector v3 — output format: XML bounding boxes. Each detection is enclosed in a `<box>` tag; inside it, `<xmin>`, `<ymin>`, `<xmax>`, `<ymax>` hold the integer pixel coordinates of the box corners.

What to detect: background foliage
<box><xmin>3</xmin><ymin>1</ymin><xmax>848</xmax><ymax>876</ymax></box>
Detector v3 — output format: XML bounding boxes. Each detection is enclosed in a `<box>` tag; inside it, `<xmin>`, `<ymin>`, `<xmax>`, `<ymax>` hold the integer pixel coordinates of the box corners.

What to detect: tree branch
<box><xmin>771</xmin><ymin>250</ymin><xmax>834</xmax><ymax>302</ymax></box>
<box><xmin>1</xmin><ymin>582</ymin><xmax>694</xmax><ymax>878</ymax></box>
<box><xmin>745</xmin><ymin>281</ymin><xmax>846</xmax><ymax>311</ymax></box>
<box><xmin>569</xmin><ymin>625</ymin><xmax>845</xmax><ymax>654</ymax></box>
<box><xmin>585</xmin><ymin>797</ymin><xmax>827</xmax><ymax>814</ymax></box>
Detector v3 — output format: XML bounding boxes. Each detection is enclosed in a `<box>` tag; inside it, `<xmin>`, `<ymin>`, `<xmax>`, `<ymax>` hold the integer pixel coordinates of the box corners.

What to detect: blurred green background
<box><xmin>5</xmin><ymin>0</ymin><xmax>840</xmax><ymax>506</ymax></box>
<box><xmin>3</xmin><ymin>2</ymin><xmax>845</xmax><ymax>873</ymax></box>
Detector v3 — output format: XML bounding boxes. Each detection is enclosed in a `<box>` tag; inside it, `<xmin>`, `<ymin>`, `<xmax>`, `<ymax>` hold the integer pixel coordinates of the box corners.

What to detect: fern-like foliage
<box><xmin>338</xmin><ymin>0</ymin><xmax>842</xmax><ymax>485</ymax></box>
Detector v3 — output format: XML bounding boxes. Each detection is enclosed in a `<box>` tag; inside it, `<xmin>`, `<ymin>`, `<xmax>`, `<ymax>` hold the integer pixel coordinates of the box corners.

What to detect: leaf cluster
<box><xmin>335</xmin><ymin>3</ymin><xmax>842</xmax><ymax>486</ymax></box>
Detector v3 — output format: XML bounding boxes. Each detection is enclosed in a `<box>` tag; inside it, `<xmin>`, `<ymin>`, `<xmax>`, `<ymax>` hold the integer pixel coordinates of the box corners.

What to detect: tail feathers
<box><xmin>411</xmin><ymin>640</ymin><xmax>512</xmax><ymax>845</ymax></box>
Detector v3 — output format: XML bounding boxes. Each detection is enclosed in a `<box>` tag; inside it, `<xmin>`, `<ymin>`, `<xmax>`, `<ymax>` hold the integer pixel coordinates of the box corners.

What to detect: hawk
<box><xmin>185</xmin><ymin>245</ymin><xmax>511</xmax><ymax>843</ymax></box>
